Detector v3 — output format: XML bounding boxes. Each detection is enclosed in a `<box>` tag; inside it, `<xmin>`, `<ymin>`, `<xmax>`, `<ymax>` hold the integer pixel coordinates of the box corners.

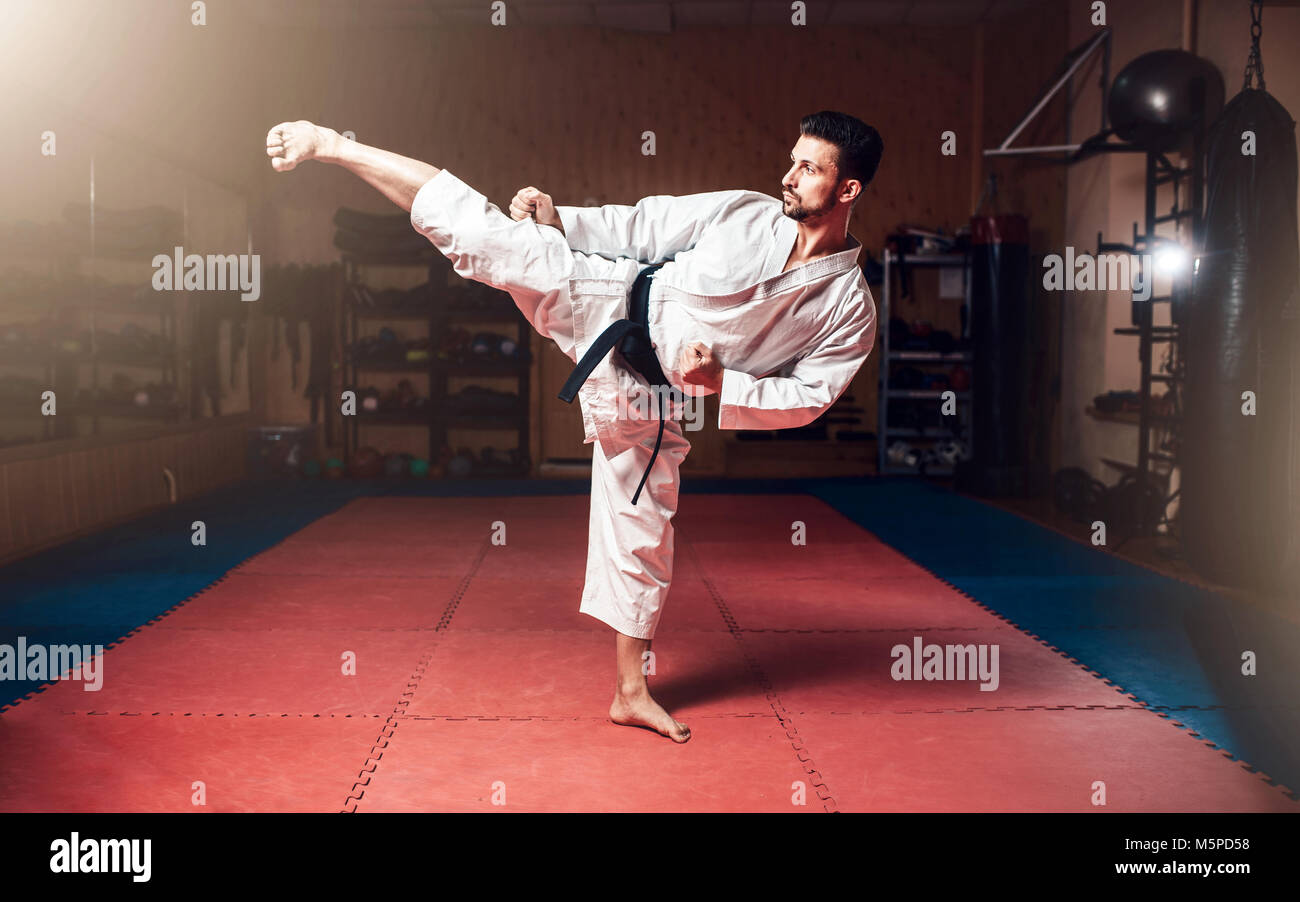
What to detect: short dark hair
<box><xmin>799</xmin><ymin>111</ymin><xmax>883</xmax><ymax>195</ymax></box>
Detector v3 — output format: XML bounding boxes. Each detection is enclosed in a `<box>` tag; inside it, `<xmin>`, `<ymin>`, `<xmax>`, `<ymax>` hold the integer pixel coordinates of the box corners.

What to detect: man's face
<box><xmin>781</xmin><ymin>135</ymin><xmax>845</xmax><ymax>222</ymax></box>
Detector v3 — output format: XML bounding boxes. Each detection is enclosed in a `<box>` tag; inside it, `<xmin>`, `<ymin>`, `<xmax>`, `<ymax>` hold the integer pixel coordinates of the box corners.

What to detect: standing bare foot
<box><xmin>265</xmin><ymin>120</ymin><xmax>338</xmax><ymax>172</ymax></box>
<box><xmin>610</xmin><ymin>687</ymin><xmax>691</xmax><ymax>743</ymax></box>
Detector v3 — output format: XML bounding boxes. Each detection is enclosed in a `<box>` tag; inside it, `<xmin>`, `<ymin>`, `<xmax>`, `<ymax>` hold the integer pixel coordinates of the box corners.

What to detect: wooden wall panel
<box><xmin>0</xmin><ymin>417</ymin><xmax>251</xmax><ymax>565</ymax></box>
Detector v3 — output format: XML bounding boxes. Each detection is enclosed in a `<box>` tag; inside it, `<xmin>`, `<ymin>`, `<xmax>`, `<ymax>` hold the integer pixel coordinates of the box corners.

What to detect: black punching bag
<box><xmin>1183</xmin><ymin>88</ymin><xmax>1299</xmax><ymax>589</ymax></box>
<box><xmin>960</xmin><ymin>214</ymin><xmax>1030</xmax><ymax>497</ymax></box>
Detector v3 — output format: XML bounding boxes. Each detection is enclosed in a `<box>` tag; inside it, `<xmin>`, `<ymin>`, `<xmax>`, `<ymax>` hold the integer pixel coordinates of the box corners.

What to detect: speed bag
<box><xmin>1183</xmin><ymin>88</ymin><xmax>1299</xmax><ymax>589</ymax></box>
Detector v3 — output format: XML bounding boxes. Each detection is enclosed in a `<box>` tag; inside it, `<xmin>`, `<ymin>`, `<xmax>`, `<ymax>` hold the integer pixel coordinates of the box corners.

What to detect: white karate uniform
<box><xmin>409</xmin><ymin>170</ymin><xmax>876</xmax><ymax>639</ymax></box>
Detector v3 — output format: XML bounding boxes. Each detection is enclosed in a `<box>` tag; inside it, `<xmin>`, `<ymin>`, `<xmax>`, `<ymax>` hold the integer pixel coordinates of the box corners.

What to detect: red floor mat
<box><xmin>2</xmin><ymin>494</ymin><xmax>1294</xmax><ymax>813</ymax></box>
<box><xmin>354</xmin><ymin>716</ymin><xmax>818</xmax><ymax>813</ymax></box>
<box><xmin>404</xmin><ymin>629</ymin><xmax>768</xmax><ymax>717</ymax></box>
<box><xmin>30</xmin><ymin>628</ymin><xmax>433</xmax><ymax>715</ymax></box>
<box><xmin>743</xmin><ymin>628</ymin><xmax>1134</xmax><ymax>712</ymax></box>
<box><xmin>704</xmin><ymin>574</ymin><xmax>1005</xmax><ymax>631</ymax></box>
<box><xmin>796</xmin><ymin>709</ymin><xmax>1299</xmax><ymax>812</ymax></box>
<box><xmin>156</xmin><ymin>574</ymin><xmax>464</xmax><ymax>630</ymax></box>
<box><xmin>0</xmin><ymin>705</ymin><xmax>381</xmax><ymax>813</ymax></box>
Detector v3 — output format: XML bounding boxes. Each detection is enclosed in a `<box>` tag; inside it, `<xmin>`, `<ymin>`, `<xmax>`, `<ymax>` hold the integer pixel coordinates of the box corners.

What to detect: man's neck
<box><xmin>786</xmin><ymin>219</ymin><xmax>856</xmax><ymax>269</ymax></box>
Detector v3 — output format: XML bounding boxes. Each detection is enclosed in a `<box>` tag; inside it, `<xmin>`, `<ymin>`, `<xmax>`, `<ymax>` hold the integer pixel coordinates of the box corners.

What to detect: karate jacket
<box><xmin>554</xmin><ymin>187</ymin><xmax>878</xmax><ymax>456</ymax></box>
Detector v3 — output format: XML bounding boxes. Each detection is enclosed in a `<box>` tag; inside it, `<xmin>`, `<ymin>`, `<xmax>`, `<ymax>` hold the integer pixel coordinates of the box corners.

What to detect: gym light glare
<box><xmin>1154</xmin><ymin>244</ymin><xmax>1190</xmax><ymax>275</ymax></box>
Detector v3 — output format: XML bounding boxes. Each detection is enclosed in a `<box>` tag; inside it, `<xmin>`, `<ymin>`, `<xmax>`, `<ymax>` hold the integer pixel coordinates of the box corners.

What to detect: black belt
<box><xmin>558</xmin><ymin>262</ymin><xmax>670</xmax><ymax>506</ymax></box>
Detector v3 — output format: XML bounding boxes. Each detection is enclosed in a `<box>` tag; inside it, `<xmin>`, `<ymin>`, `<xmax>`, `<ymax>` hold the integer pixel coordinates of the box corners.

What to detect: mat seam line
<box><xmin>340</xmin><ymin>538</ymin><xmax>489</xmax><ymax>813</ymax></box>
<box><xmin>684</xmin><ymin>534</ymin><xmax>839</xmax><ymax>813</ymax></box>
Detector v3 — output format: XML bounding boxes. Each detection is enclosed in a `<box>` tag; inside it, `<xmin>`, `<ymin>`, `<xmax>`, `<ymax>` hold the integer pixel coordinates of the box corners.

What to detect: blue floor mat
<box><xmin>809</xmin><ymin>477</ymin><xmax>1300</xmax><ymax>794</ymax></box>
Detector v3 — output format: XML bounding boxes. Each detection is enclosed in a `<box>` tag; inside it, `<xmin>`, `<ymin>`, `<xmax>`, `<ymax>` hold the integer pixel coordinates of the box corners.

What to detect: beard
<box><xmin>782</xmin><ymin>191</ymin><xmax>832</xmax><ymax>223</ymax></box>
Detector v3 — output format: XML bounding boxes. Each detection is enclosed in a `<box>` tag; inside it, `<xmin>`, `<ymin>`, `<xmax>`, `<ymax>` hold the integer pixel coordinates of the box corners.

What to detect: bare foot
<box><xmin>610</xmin><ymin>688</ymin><xmax>691</xmax><ymax>743</ymax></box>
<box><xmin>265</xmin><ymin>120</ymin><xmax>337</xmax><ymax>172</ymax></box>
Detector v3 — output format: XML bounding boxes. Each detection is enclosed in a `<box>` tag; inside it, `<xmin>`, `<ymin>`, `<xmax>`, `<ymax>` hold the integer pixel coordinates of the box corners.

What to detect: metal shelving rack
<box><xmin>341</xmin><ymin>255</ymin><xmax>531</xmax><ymax>478</ymax></box>
<box><xmin>75</xmin><ymin>282</ymin><xmax>182</xmax><ymax>429</ymax></box>
<box><xmin>876</xmin><ymin>250</ymin><xmax>974</xmax><ymax>476</ymax></box>
<box><xmin>341</xmin><ymin>255</ymin><xmax>441</xmax><ymax>464</ymax></box>
<box><xmin>429</xmin><ymin>294</ymin><xmax>531</xmax><ymax>477</ymax></box>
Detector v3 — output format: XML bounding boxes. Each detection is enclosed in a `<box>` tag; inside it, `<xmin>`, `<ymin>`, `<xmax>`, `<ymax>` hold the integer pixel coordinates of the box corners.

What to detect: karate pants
<box><xmin>409</xmin><ymin>170</ymin><xmax>691</xmax><ymax>640</ymax></box>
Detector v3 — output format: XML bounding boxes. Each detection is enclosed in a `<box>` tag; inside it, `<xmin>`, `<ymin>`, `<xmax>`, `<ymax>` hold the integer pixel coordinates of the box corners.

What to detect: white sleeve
<box><xmin>555</xmin><ymin>190</ymin><xmax>752</xmax><ymax>262</ymax></box>
<box><xmin>718</xmin><ymin>291</ymin><xmax>877</xmax><ymax>431</ymax></box>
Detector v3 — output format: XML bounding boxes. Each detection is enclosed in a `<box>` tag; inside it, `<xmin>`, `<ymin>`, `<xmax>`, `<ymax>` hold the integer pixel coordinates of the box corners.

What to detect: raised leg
<box><xmin>266</xmin><ymin>118</ymin><xmax>585</xmax><ymax>360</ymax></box>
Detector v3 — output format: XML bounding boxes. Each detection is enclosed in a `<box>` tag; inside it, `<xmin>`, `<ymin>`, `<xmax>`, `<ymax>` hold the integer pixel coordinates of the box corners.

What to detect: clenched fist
<box><xmin>509</xmin><ymin>187</ymin><xmax>564</xmax><ymax>233</ymax></box>
<box><xmin>679</xmin><ymin>341</ymin><xmax>723</xmax><ymax>393</ymax></box>
<box><xmin>266</xmin><ymin>120</ymin><xmax>336</xmax><ymax>172</ymax></box>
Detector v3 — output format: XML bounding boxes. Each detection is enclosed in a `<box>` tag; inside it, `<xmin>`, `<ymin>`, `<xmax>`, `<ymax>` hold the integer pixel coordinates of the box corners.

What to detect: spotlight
<box><xmin>1154</xmin><ymin>243</ymin><xmax>1190</xmax><ymax>275</ymax></box>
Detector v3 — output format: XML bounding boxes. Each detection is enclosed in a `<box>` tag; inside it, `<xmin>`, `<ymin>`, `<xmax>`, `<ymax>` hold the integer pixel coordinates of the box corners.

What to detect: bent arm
<box><xmin>717</xmin><ymin>294</ymin><xmax>877</xmax><ymax>431</ymax></box>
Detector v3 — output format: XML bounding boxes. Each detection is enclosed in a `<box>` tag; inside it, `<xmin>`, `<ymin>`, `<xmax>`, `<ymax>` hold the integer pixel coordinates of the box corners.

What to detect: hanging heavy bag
<box><xmin>1183</xmin><ymin>2</ymin><xmax>1299</xmax><ymax>590</ymax></box>
<box><xmin>961</xmin><ymin>213</ymin><xmax>1031</xmax><ymax>497</ymax></box>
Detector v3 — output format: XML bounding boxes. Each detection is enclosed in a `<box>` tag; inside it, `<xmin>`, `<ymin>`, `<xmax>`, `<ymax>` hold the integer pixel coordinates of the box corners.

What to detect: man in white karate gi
<box><xmin>266</xmin><ymin>110</ymin><xmax>880</xmax><ymax>743</ymax></box>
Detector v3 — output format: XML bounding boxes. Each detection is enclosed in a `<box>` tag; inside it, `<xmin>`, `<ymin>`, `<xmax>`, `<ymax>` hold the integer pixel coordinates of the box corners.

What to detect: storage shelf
<box><xmin>350</xmin><ymin>308</ymin><xmax>434</xmax><ymax>321</ymax></box>
<box><xmin>357</xmin><ymin>410</ymin><xmax>430</xmax><ymax>425</ymax></box>
<box><xmin>438</xmin><ymin>304</ymin><xmax>521</xmax><ymax>322</ymax></box>
<box><xmin>351</xmin><ymin>360</ymin><xmax>432</xmax><ymax>373</ymax></box>
<box><xmin>1</xmin><ymin>209</ymin><xmax>195</xmax><ymax>447</ymax></box>
<box><xmin>434</xmin><ymin>358</ymin><xmax>530</xmax><ymax>375</ymax></box>
<box><xmin>889</xmin><ymin>350</ymin><xmax>972</xmax><ymax>363</ymax></box>
<box><xmin>885</xmin><ymin>389</ymin><xmax>972</xmax><ymax>400</ymax></box>
<box><xmin>342</xmin><ymin>252</ymin><xmax>530</xmax><ymax>471</ymax></box>
<box><xmin>440</xmin><ymin>410</ymin><xmax>527</xmax><ymax>429</ymax></box>
<box><xmin>883</xmin><ymin>427</ymin><xmax>963</xmax><ymax>439</ymax></box>
<box><xmin>878</xmin><ymin>249</ymin><xmax>975</xmax><ymax>476</ymax></box>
